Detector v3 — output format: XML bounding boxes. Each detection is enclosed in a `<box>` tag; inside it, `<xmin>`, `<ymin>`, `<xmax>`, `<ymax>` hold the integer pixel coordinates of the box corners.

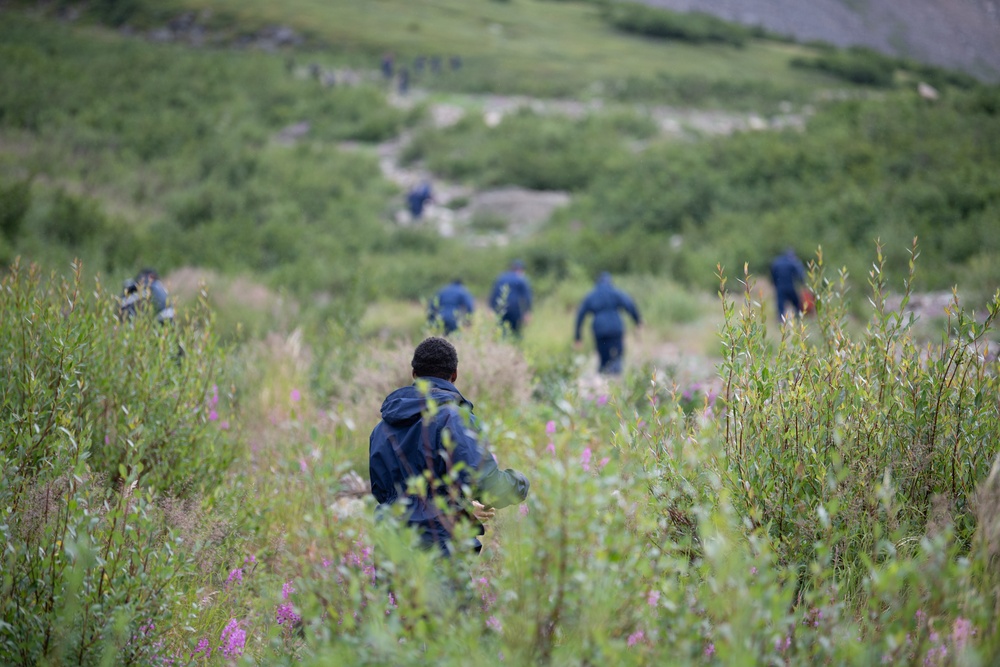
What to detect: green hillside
<box><xmin>3</xmin><ymin>3</ymin><xmax>1000</xmax><ymax>665</ymax></box>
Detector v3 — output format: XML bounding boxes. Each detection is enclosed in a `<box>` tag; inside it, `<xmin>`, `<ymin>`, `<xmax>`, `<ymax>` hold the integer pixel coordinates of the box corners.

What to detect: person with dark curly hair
<box><xmin>369</xmin><ymin>337</ymin><xmax>529</xmax><ymax>556</ymax></box>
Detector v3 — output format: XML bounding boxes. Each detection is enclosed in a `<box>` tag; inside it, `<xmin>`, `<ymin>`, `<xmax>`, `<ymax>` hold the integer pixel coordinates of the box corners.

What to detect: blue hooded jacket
<box><xmin>428</xmin><ymin>281</ymin><xmax>475</xmax><ymax>334</ymax></box>
<box><xmin>574</xmin><ymin>273</ymin><xmax>641</xmax><ymax>341</ymax></box>
<box><xmin>369</xmin><ymin>377</ymin><xmax>529</xmax><ymax>553</ymax></box>
<box><xmin>489</xmin><ymin>270</ymin><xmax>532</xmax><ymax>325</ymax></box>
<box><xmin>770</xmin><ymin>251</ymin><xmax>806</xmax><ymax>296</ymax></box>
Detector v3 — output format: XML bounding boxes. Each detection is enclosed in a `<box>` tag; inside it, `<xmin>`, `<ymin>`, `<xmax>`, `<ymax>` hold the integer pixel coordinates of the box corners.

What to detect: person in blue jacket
<box><xmin>369</xmin><ymin>337</ymin><xmax>530</xmax><ymax>556</ymax></box>
<box><xmin>428</xmin><ymin>279</ymin><xmax>475</xmax><ymax>335</ymax></box>
<box><xmin>574</xmin><ymin>272</ymin><xmax>642</xmax><ymax>375</ymax></box>
<box><xmin>407</xmin><ymin>180</ymin><xmax>433</xmax><ymax>219</ymax></box>
<box><xmin>770</xmin><ymin>248</ymin><xmax>807</xmax><ymax>322</ymax></box>
<box><xmin>489</xmin><ymin>260</ymin><xmax>532</xmax><ymax>336</ymax></box>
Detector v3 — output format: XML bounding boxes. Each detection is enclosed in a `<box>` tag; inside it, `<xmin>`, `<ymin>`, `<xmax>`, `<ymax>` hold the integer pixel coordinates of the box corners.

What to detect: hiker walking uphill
<box><xmin>428</xmin><ymin>279</ymin><xmax>475</xmax><ymax>335</ymax></box>
<box><xmin>574</xmin><ymin>272</ymin><xmax>642</xmax><ymax>375</ymax></box>
<box><xmin>770</xmin><ymin>249</ymin><xmax>807</xmax><ymax>322</ymax></box>
<box><xmin>489</xmin><ymin>260</ymin><xmax>532</xmax><ymax>337</ymax></box>
<box><xmin>368</xmin><ymin>337</ymin><xmax>530</xmax><ymax>556</ymax></box>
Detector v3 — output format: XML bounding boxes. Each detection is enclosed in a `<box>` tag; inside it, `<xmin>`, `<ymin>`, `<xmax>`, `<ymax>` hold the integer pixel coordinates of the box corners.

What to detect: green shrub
<box><xmin>602</xmin><ymin>1</ymin><xmax>750</xmax><ymax>47</ymax></box>
<box><xmin>717</xmin><ymin>246</ymin><xmax>1000</xmax><ymax>580</ymax></box>
<box><xmin>0</xmin><ymin>176</ymin><xmax>31</xmax><ymax>240</ymax></box>
<box><xmin>0</xmin><ymin>260</ymin><xmax>232</xmax><ymax>495</ymax></box>
<box><xmin>791</xmin><ymin>47</ymin><xmax>897</xmax><ymax>87</ymax></box>
<box><xmin>0</xmin><ymin>260</ymin><xmax>233</xmax><ymax>665</ymax></box>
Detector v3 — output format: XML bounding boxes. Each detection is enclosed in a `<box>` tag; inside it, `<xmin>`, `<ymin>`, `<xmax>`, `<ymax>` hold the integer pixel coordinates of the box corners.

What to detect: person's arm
<box><xmin>621</xmin><ymin>290</ymin><xmax>641</xmax><ymax>326</ymax></box>
<box><xmin>463</xmin><ymin>289</ymin><xmax>475</xmax><ymax>315</ymax></box>
<box><xmin>446</xmin><ymin>413</ymin><xmax>528</xmax><ymax>509</ymax></box>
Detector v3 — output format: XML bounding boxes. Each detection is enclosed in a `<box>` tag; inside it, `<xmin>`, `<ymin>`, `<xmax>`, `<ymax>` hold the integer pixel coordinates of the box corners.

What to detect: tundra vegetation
<box><xmin>1</xmin><ymin>0</ymin><xmax>999</xmax><ymax>664</ymax></box>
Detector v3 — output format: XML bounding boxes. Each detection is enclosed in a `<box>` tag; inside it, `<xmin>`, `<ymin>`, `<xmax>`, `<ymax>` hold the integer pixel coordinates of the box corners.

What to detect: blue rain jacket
<box><xmin>489</xmin><ymin>271</ymin><xmax>532</xmax><ymax>325</ymax></box>
<box><xmin>428</xmin><ymin>281</ymin><xmax>475</xmax><ymax>334</ymax></box>
<box><xmin>574</xmin><ymin>274</ymin><xmax>641</xmax><ymax>341</ymax></box>
<box><xmin>369</xmin><ymin>377</ymin><xmax>529</xmax><ymax>553</ymax></box>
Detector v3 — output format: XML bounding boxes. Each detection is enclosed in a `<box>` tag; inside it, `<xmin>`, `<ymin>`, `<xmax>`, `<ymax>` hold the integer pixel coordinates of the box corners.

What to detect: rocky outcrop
<box><xmin>641</xmin><ymin>0</ymin><xmax>1000</xmax><ymax>81</ymax></box>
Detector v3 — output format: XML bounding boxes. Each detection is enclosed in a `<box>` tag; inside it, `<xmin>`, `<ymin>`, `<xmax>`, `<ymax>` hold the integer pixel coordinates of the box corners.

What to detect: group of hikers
<box><xmin>382</xmin><ymin>250</ymin><xmax>810</xmax><ymax>560</ymax></box>
<box><xmin>429</xmin><ymin>259</ymin><xmax>644</xmax><ymax>375</ymax></box>
<box><xmin>119</xmin><ymin>250</ymin><xmax>808</xmax><ymax>563</ymax></box>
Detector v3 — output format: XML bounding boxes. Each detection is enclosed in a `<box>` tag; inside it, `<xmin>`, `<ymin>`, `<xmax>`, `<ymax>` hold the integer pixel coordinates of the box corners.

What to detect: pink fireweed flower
<box><xmin>596</xmin><ymin>394</ymin><xmax>609</xmax><ymax>406</ymax></box>
<box><xmin>299</xmin><ymin>458</ymin><xmax>308</xmax><ymax>473</ymax></box>
<box><xmin>545</xmin><ymin>420</ymin><xmax>556</xmax><ymax>435</ymax></box>
<box><xmin>219</xmin><ymin>420</ymin><xmax>230</xmax><ymax>430</ymax></box>
<box><xmin>226</xmin><ymin>567</ymin><xmax>243</xmax><ymax>585</ymax></box>
<box><xmin>546</xmin><ymin>442</ymin><xmax>556</xmax><ymax>455</ymax></box>
<box><xmin>775</xmin><ymin>635</ymin><xmax>791</xmax><ymax>652</ymax></box>
<box><xmin>598</xmin><ymin>456</ymin><xmax>610</xmax><ymax>471</ymax></box>
<box><xmin>386</xmin><ymin>592</ymin><xmax>397</xmax><ymax>615</ymax></box>
<box><xmin>244</xmin><ymin>554</ymin><xmax>256</xmax><ymax>565</ymax></box>
<box><xmin>486</xmin><ymin>615</ymin><xmax>503</xmax><ymax>633</ymax></box>
<box><xmin>282</xmin><ymin>581</ymin><xmax>295</xmax><ymax>600</ymax></box>
<box><xmin>750</xmin><ymin>566</ymin><xmax>758</xmax><ymax>576</ymax></box>
<box><xmin>647</xmin><ymin>589</ymin><xmax>660</xmax><ymax>607</ymax></box>
<box><xmin>952</xmin><ymin>617</ymin><xmax>974</xmax><ymax>651</ymax></box>
<box><xmin>290</xmin><ymin>388</ymin><xmax>301</xmax><ymax>402</ymax></box>
<box><xmin>581</xmin><ymin>447</ymin><xmax>592</xmax><ymax>472</ymax></box>
<box><xmin>276</xmin><ymin>603</ymin><xmax>300</xmax><ymax>626</ymax></box>
<box><xmin>627</xmin><ymin>630</ymin><xmax>644</xmax><ymax>647</ymax></box>
<box><xmin>219</xmin><ymin>619</ymin><xmax>246</xmax><ymax>658</ymax></box>
<box><xmin>191</xmin><ymin>637</ymin><xmax>212</xmax><ymax>659</ymax></box>
<box><xmin>519</xmin><ymin>503</ymin><xmax>529</xmax><ymax>517</ymax></box>
<box><xmin>208</xmin><ymin>409</ymin><xmax>219</xmax><ymax>422</ymax></box>
<box><xmin>704</xmin><ymin>642</ymin><xmax>715</xmax><ymax>657</ymax></box>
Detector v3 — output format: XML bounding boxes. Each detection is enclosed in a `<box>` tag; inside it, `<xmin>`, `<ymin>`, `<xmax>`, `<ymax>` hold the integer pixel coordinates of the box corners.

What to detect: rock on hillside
<box><xmin>641</xmin><ymin>0</ymin><xmax>1000</xmax><ymax>81</ymax></box>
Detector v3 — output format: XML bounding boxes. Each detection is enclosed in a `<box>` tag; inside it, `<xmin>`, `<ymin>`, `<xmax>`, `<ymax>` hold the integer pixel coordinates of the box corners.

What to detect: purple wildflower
<box><xmin>282</xmin><ymin>581</ymin><xmax>295</xmax><ymax>600</ymax></box>
<box><xmin>598</xmin><ymin>456</ymin><xmax>610</xmax><ymax>471</ymax></box>
<box><xmin>226</xmin><ymin>567</ymin><xmax>243</xmax><ymax>585</ymax></box>
<box><xmin>546</xmin><ymin>442</ymin><xmax>556</xmax><ymax>455</ymax></box>
<box><xmin>245</xmin><ymin>554</ymin><xmax>256</xmax><ymax>565</ymax></box>
<box><xmin>596</xmin><ymin>394</ymin><xmax>609</xmax><ymax>406</ymax></box>
<box><xmin>208</xmin><ymin>409</ymin><xmax>219</xmax><ymax>422</ymax></box>
<box><xmin>486</xmin><ymin>615</ymin><xmax>503</xmax><ymax>633</ymax></box>
<box><xmin>191</xmin><ymin>637</ymin><xmax>212</xmax><ymax>659</ymax></box>
<box><xmin>276</xmin><ymin>603</ymin><xmax>301</xmax><ymax>626</ymax></box>
<box><xmin>952</xmin><ymin>617</ymin><xmax>974</xmax><ymax>651</ymax></box>
<box><xmin>519</xmin><ymin>503</ymin><xmax>529</xmax><ymax>517</ymax></box>
<box><xmin>386</xmin><ymin>592</ymin><xmax>397</xmax><ymax>615</ymax></box>
<box><xmin>647</xmin><ymin>589</ymin><xmax>660</xmax><ymax>607</ymax></box>
<box><xmin>219</xmin><ymin>619</ymin><xmax>246</xmax><ymax>658</ymax></box>
<box><xmin>545</xmin><ymin>420</ymin><xmax>556</xmax><ymax>435</ymax></box>
<box><xmin>704</xmin><ymin>642</ymin><xmax>715</xmax><ymax>657</ymax></box>
<box><xmin>290</xmin><ymin>388</ymin><xmax>301</xmax><ymax>402</ymax></box>
<box><xmin>581</xmin><ymin>447</ymin><xmax>592</xmax><ymax>472</ymax></box>
<box><xmin>627</xmin><ymin>630</ymin><xmax>644</xmax><ymax>647</ymax></box>
<box><xmin>219</xmin><ymin>420</ymin><xmax>230</xmax><ymax>430</ymax></box>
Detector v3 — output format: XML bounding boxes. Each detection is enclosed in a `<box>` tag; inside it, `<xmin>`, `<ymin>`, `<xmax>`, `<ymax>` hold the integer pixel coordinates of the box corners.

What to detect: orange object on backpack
<box><xmin>801</xmin><ymin>289</ymin><xmax>816</xmax><ymax>315</ymax></box>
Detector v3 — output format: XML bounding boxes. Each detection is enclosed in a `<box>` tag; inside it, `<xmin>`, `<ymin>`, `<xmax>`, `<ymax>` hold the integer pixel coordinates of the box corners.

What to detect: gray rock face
<box><xmin>640</xmin><ymin>0</ymin><xmax>1000</xmax><ymax>81</ymax></box>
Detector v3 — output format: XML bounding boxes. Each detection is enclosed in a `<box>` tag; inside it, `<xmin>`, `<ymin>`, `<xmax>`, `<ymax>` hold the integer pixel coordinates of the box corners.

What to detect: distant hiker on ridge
<box><xmin>574</xmin><ymin>272</ymin><xmax>642</xmax><ymax>375</ymax></box>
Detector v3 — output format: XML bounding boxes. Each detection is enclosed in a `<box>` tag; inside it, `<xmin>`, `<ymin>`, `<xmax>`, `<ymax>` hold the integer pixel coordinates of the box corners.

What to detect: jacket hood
<box><xmin>379</xmin><ymin>377</ymin><xmax>471</xmax><ymax>426</ymax></box>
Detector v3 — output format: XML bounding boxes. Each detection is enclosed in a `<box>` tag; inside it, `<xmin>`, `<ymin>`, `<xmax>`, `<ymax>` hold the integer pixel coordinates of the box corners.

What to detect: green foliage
<box><xmin>0</xmin><ymin>260</ymin><xmax>234</xmax><ymax>665</ymax></box>
<box><xmin>563</xmin><ymin>90</ymin><xmax>1000</xmax><ymax>296</ymax></box>
<box><xmin>402</xmin><ymin>109</ymin><xmax>652</xmax><ymax>191</ymax></box>
<box><xmin>0</xmin><ymin>260</ymin><xmax>232</xmax><ymax>495</ymax></box>
<box><xmin>717</xmin><ymin>246</ymin><xmax>1000</xmax><ymax>582</ymax></box>
<box><xmin>791</xmin><ymin>46</ymin><xmax>897</xmax><ymax>87</ymax></box>
<box><xmin>0</xmin><ymin>176</ymin><xmax>31</xmax><ymax>241</ymax></box>
<box><xmin>602</xmin><ymin>1</ymin><xmax>750</xmax><ymax>47</ymax></box>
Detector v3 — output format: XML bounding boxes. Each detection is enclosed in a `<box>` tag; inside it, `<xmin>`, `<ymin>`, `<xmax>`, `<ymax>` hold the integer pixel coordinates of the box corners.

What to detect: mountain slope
<box><xmin>643</xmin><ymin>0</ymin><xmax>1000</xmax><ymax>80</ymax></box>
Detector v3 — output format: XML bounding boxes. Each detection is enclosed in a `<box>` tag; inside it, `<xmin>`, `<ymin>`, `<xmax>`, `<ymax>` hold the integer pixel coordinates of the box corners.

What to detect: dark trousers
<box><xmin>776</xmin><ymin>288</ymin><xmax>802</xmax><ymax>322</ymax></box>
<box><xmin>596</xmin><ymin>334</ymin><xmax>624</xmax><ymax>374</ymax></box>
